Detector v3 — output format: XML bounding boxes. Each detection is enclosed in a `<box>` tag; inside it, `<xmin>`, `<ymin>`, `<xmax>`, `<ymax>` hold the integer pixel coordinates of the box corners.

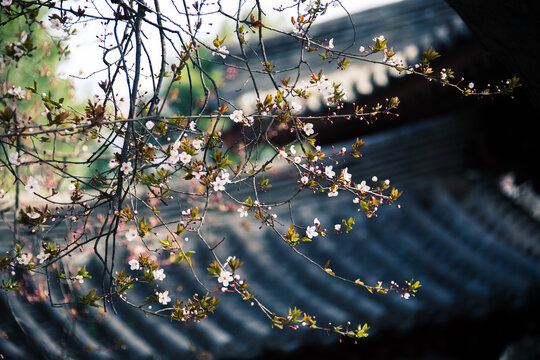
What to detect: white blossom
<box><xmin>341</xmin><ymin>168</ymin><xmax>352</xmax><ymax>183</ymax></box>
<box><xmin>17</xmin><ymin>253</ymin><xmax>31</xmax><ymax>265</ymax></box>
<box><xmin>1</xmin><ymin>0</ymin><xmax>12</xmax><ymax>7</ymax></box>
<box><xmin>24</xmin><ymin>176</ymin><xmax>39</xmax><ymax>193</ymax></box>
<box><xmin>245</xmin><ymin>116</ymin><xmax>254</xmax><ymax>126</ymax></box>
<box><xmin>120</xmin><ymin>161</ymin><xmax>133</xmax><ymax>175</ymax></box>
<box><xmin>212</xmin><ymin>45</ymin><xmax>229</xmax><ymax>59</ymax></box>
<box><xmin>303</xmin><ymin>123</ymin><xmax>314</xmax><ymax>136</ymax></box>
<box><xmin>325</xmin><ymin>166</ymin><xmax>335</xmax><ymax>179</ymax></box>
<box><xmin>290</xmin><ymin>101</ymin><xmax>302</xmax><ymax>113</ymax></box>
<box><xmin>75</xmin><ymin>275</ymin><xmax>84</xmax><ymax>284</ymax></box>
<box><xmin>328</xmin><ymin>189</ymin><xmax>339</xmax><ymax>197</ymax></box>
<box><xmin>153</xmin><ymin>268</ymin><xmax>166</xmax><ymax>281</ymax></box>
<box><xmin>8</xmin><ymin>86</ymin><xmax>26</xmax><ymax>99</ymax></box>
<box><xmin>217</xmin><ymin>270</ymin><xmax>233</xmax><ymax>287</ymax></box>
<box><xmin>305</xmin><ymin>0</ymin><xmax>316</xmax><ymax>11</ymax></box>
<box><xmin>158</xmin><ymin>290</ymin><xmax>172</xmax><ymax>305</ymax></box>
<box><xmin>237</xmin><ymin>206</ymin><xmax>248</xmax><ymax>218</ymax></box>
<box><xmin>145</xmin><ymin>121</ymin><xmax>155</xmax><ymax>130</ymax></box>
<box><xmin>129</xmin><ymin>259</ymin><xmax>140</xmax><ymax>270</ymax></box>
<box><xmin>27</xmin><ymin>212</ymin><xmax>40</xmax><ymax>219</ymax></box>
<box><xmin>306</xmin><ymin>226</ymin><xmax>318</xmax><ymax>239</ymax></box>
<box><xmin>334</xmin><ymin>224</ymin><xmax>341</xmax><ymax>231</ymax></box>
<box><xmin>289</xmin><ymin>145</ymin><xmax>296</xmax><ymax>155</ymax></box>
<box><xmin>357</xmin><ymin>181</ymin><xmax>370</xmax><ymax>192</ymax></box>
<box><xmin>9</xmin><ymin>152</ymin><xmax>21</xmax><ymax>166</ymax></box>
<box><xmin>210</xmin><ymin>170</ymin><xmax>231</xmax><ymax>192</ymax></box>
<box><xmin>168</xmin><ymin>149</ymin><xmax>180</xmax><ymax>165</ymax></box>
<box><xmin>328</xmin><ymin>38</ymin><xmax>334</xmax><ymax>49</ymax></box>
<box><xmin>125</xmin><ymin>227</ymin><xmax>139</xmax><ymax>242</ymax></box>
<box><xmin>229</xmin><ymin>110</ymin><xmax>243</xmax><ymax>123</ymax></box>
<box><xmin>37</xmin><ymin>251</ymin><xmax>50</xmax><ymax>264</ymax></box>
<box><xmin>192</xmin><ymin>139</ymin><xmax>203</xmax><ymax>150</ymax></box>
<box><xmin>50</xmin><ymin>17</ymin><xmax>62</xmax><ymax>30</ymax></box>
<box><xmin>316</xmin><ymin>77</ymin><xmax>334</xmax><ymax>100</ymax></box>
<box><xmin>179</xmin><ymin>152</ymin><xmax>192</xmax><ymax>164</ymax></box>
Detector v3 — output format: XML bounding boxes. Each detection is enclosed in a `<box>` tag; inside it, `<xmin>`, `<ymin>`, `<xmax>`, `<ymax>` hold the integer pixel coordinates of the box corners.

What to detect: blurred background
<box><xmin>1</xmin><ymin>0</ymin><xmax>540</xmax><ymax>359</ymax></box>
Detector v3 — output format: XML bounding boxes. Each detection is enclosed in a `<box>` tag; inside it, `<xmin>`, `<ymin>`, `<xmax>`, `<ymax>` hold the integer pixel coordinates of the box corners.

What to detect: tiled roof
<box><xmin>224</xmin><ymin>0</ymin><xmax>470</xmax><ymax>112</ymax></box>
<box><xmin>2</xmin><ymin>113</ymin><xmax>540</xmax><ymax>359</ymax></box>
